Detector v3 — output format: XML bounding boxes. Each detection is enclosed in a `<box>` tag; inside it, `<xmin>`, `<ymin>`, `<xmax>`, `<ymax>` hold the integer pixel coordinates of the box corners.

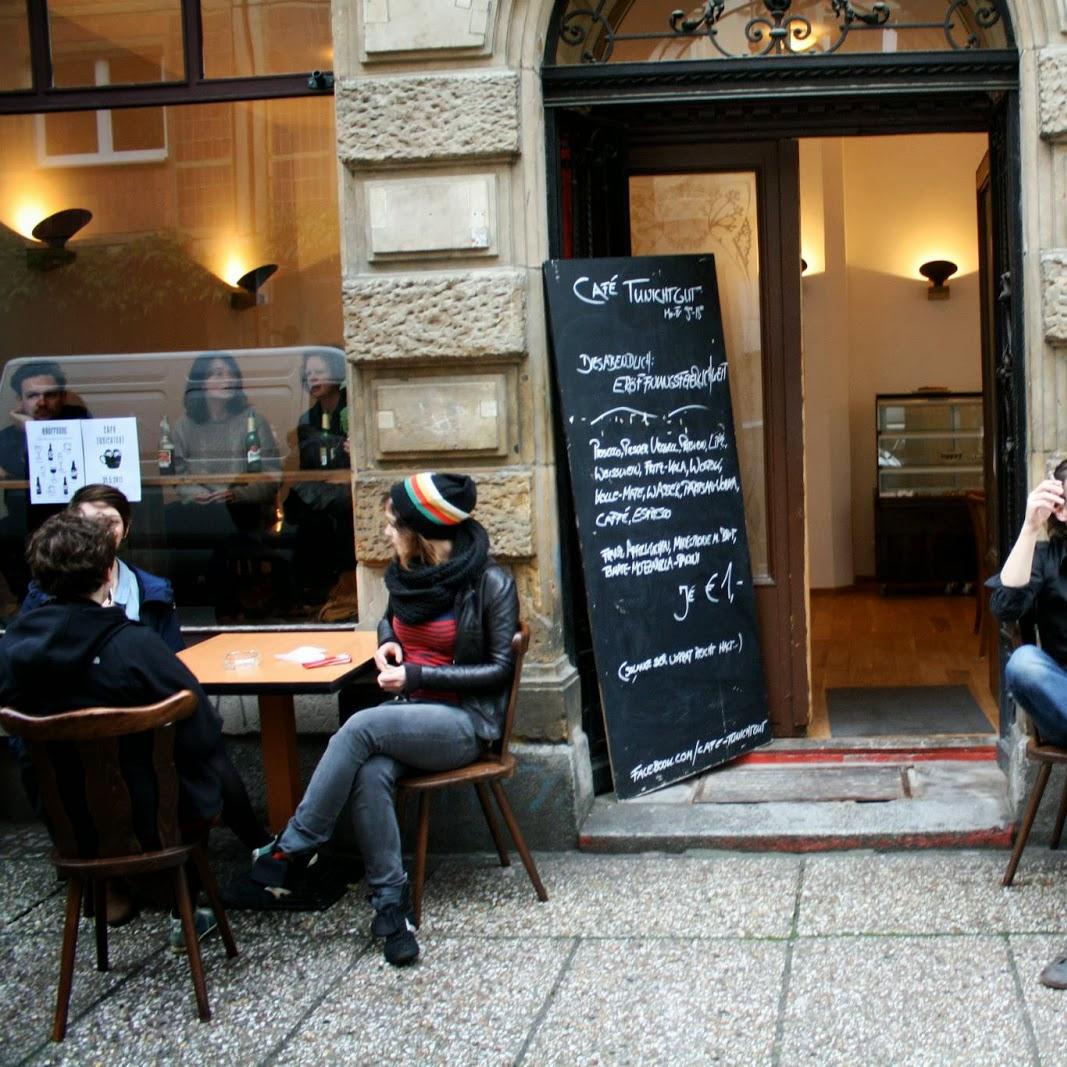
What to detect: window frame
<box><xmin>0</xmin><ymin>0</ymin><xmax>334</xmax><ymax>115</ymax></box>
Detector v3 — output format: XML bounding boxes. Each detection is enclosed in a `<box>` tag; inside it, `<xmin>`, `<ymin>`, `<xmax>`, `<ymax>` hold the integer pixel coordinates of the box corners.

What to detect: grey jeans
<box><xmin>278</xmin><ymin>700</ymin><xmax>482</xmax><ymax>908</ymax></box>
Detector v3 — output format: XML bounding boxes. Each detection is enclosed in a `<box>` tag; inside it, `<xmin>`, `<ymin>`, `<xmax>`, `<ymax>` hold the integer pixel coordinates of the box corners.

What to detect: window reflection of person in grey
<box><xmin>0</xmin><ymin>360</ymin><xmax>91</xmax><ymax>606</ymax></box>
<box><xmin>165</xmin><ymin>354</ymin><xmax>283</xmax><ymax>618</ymax></box>
<box><xmin>285</xmin><ymin>349</ymin><xmax>355</xmax><ymax>615</ymax></box>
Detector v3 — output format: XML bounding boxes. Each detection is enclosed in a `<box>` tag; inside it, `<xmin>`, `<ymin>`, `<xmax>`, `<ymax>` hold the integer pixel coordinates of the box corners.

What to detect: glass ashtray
<box><xmin>223</xmin><ymin>649</ymin><xmax>261</xmax><ymax>671</ymax></box>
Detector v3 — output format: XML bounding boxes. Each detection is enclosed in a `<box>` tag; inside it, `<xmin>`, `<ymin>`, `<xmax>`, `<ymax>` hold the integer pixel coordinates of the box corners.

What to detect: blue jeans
<box><xmin>278</xmin><ymin>700</ymin><xmax>481</xmax><ymax>909</ymax></box>
<box><xmin>1004</xmin><ymin>645</ymin><xmax>1067</xmax><ymax>746</ymax></box>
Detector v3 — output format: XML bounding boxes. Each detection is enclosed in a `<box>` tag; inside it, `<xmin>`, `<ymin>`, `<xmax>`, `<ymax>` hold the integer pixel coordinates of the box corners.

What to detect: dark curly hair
<box><xmin>183</xmin><ymin>353</ymin><xmax>248</xmax><ymax>423</ymax></box>
<box><xmin>26</xmin><ymin>512</ymin><xmax>115</xmax><ymax>600</ymax></box>
<box><xmin>1049</xmin><ymin>458</ymin><xmax>1067</xmax><ymax>541</ymax></box>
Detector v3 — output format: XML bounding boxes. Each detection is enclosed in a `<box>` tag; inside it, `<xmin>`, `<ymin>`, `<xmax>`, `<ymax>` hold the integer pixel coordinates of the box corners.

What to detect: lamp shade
<box><xmin>31</xmin><ymin>208</ymin><xmax>92</xmax><ymax>249</ymax></box>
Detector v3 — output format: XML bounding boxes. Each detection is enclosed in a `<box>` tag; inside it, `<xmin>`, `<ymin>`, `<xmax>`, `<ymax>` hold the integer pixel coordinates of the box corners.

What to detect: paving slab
<box><xmin>1007</xmin><ymin>935</ymin><xmax>1067</xmax><ymax>1066</ymax></box>
<box><xmin>0</xmin><ymin>929</ymin><xmax>164</xmax><ymax>1063</ymax></box>
<box><xmin>0</xmin><ymin>857</ymin><xmax>61</xmax><ymax>930</ymax></box>
<box><xmin>522</xmin><ymin>937</ymin><xmax>785</xmax><ymax>1067</ymax></box>
<box><xmin>420</xmin><ymin>852</ymin><xmax>801</xmax><ymax>939</ymax></box>
<box><xmin>799</xmin><ymin>850</ymin><xmax>1067</xmax><ymax>935</ymax></box>
<box><xmin>779</xmin><ymin>935</ymin><xmax>1033</xmax><ymax>1066</ymax></box>
<box><xmin>31</xmin><ymin>931</ymin><xmax>360</xmax><ymax>1067</ymax></box>
<box><xmin>277</xmin><ymin>937</ymin><xmax>571</xmax><ymax>1066</ymax></box>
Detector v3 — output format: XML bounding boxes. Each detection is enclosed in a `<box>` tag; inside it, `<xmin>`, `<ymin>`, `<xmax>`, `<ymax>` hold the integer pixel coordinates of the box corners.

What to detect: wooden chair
<box><xmin>964</xmin><ymin>490</ymin><xmax>994</xmax><ymax>656</ymax></box>
<box><xmin>0</xmin><ymin>691</ymin><xmax>238</xmax><ymax>1041</ymax></box>
<box><xmin>397</xmin><ymin>622</ymin><xmax>548</xmax><ymax>925</ymax></box>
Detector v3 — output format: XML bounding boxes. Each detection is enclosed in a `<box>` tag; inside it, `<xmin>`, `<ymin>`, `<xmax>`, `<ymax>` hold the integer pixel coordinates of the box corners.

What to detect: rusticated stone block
<box><xmin>344</xmin><ymin>269</ymin><xmax>526</xmax><ymax>360</ymax></box>
<box><xmin>337</xmin><ymin>71</ymin><xmax>519</xmax><ymax>166</ymax></box>
<box><xmin>355</xmin><ymin>468</ymin><xmax>534</xmax><ymax>562</ymax></box>
<box><xmin>1038</xmin><ymin>50</ymin><xmax>1067</xmax><ymax>140</ymax></box>
<box><xmin>1041</xmin><ymin>251</ymin><xmax>1067</xmax><ymax>343</ymax></box>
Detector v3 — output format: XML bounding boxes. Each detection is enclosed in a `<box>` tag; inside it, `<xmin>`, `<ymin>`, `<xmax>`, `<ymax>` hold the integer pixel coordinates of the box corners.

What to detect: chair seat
<box><xmin>399</xmin><ymin>752</ymin><xmax>515</xmax><ymax>791</ymax></box>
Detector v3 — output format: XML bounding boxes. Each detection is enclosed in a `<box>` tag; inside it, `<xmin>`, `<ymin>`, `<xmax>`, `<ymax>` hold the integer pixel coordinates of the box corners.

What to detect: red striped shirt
<box><xmin>393</xmin><ymin>612</ymin><xmax>459</xmax><ymax>703</ymax></box>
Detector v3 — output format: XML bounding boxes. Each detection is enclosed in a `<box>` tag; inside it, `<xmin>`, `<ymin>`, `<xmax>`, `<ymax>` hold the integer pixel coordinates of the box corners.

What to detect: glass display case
<box><xmin>876</xmin><ymin>391</ymin><xmax>983</xmax><ymax>497</ymax></box>
<box><xmin>874</xmin><ymin>391</ymin><xmax>983</xmax><ymax>591</ymax></box>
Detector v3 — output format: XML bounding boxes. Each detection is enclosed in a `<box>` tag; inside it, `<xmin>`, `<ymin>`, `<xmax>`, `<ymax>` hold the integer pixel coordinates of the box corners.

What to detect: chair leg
<box><xmin>92</xmin><ymin>879</ymin><xmax>109</xmax><ymax>972</ymax></box>
<box><xmin>1003</xmin><ymin>761</ymin><xmax>1053</xmax><ymax>887</ymax></box>
<box><xmin>53</xmin><ymin>877</ymin><xmax>83</xmax><ymax>1042</ymax></box>
<box><xmin>191</xmin><ymin>848</ymin><xmax>238</xmax><ymax>959</ymax></box>
<box><xmin>489</xmin><ymin>780</ymin><xmax>548</xmax><ymax>903</ymax></box>
<box><xmin>1052</xmin><ymin>777</ymin><xmax>1067</xmax><ymax>851</ymax></box>
<box><xmin>173</xmin><ymin>866</ymin><xmax>211</xmax><ymax>1022</ymax></box>
<box><xmin>474</xmin><ymin>781</ymin><xmax>510</xmax><ymax>868</ymax></box>
<box><xmin>412</xmin><ymin>792</ymin><xmax>430</xmax><ymax>928</ymax></box>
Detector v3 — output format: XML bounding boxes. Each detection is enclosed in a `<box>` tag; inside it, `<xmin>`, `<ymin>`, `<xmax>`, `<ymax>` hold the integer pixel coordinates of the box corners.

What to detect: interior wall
<box><xmin>800</xmin><ymin>132</ymin><xmax>988</xmax><ymax>586</ymax></box>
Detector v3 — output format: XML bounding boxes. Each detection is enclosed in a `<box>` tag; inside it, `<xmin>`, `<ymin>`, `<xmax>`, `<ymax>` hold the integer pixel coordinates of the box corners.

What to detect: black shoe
<box><xmin>249</xmin><ymin>836</ymin><xmax>319</xmax><ymax>899</ymax></box>
<box><xmin>375</xmin><ymin>902</ymin><xmax>420</xmax><ymax>966</ymax></box>
<box><xmin>370</xmin><ymin>882</ymin><xmax>417</xmax><ymax>937</ymax></box>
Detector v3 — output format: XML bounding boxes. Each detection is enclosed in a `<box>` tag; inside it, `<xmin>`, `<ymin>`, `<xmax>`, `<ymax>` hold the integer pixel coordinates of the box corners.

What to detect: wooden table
<box><xmin>178</xmin><ymin>630</ymin><xmax>379</xmax><ymax>831</ymax></box>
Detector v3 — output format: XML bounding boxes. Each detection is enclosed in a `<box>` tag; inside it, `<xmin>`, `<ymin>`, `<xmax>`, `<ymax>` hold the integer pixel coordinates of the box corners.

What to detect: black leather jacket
<box><xmin>377</xmin><ymin>561</ymin><xmax>519</xmax><ymax>740</ymax></box>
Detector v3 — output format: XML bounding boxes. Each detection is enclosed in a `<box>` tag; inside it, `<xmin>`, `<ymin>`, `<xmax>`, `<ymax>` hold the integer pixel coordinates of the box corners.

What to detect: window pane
<box><xmin>630</xmin><ymin>172</ymin><xmax>769</xmax><ymax>579</ymax></box>
<box><xmin>553</xmin><ymin>0</ymin><xmax>1009</xmax><ymax>63</ymax></box>
<box><xmin>0</xmin><ymin>97</ymin><xmax>347</xmax><ymax>628</ymax></box>
<box><xmin>0</xmin><ymin>0</ymin><xmax>32</xmax><ymax>90</ymax></box>
<box><xmin>43</xmin><ymin>110</ymin><xmax>99</xmax><ymax>156</ymax></box>
<box><xmin>48</xmin><ymin>0</ymin><xmax>184</xmax><ymax>86</ymax></box>
<box><xmin>202</xmin><ymin>0</ymin><xmax>332</xmax><ymax>78</ymax></box>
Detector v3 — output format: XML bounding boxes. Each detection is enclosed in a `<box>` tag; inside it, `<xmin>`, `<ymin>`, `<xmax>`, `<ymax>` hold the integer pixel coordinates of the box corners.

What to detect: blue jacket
<box><xmin>21</xmin><ymin>562</ymin><xmax>184</xmax><ymax>652</ymax></box>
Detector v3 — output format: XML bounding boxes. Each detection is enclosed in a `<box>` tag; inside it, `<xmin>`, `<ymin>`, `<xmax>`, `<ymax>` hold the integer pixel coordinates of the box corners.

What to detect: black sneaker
<box><xmin>375</xmin><ymin>903</ymin><xmax>420</xmax><ymax>966</ymax></box>
<box><xmin>370</xmin><ymin>881</ymin><xmax>417</xmax><ymax>937</ymax></box>
<box><xmin>250</xmin><ymin>836</ymin><xmax>319</xmax><ymax>899</ymax></box>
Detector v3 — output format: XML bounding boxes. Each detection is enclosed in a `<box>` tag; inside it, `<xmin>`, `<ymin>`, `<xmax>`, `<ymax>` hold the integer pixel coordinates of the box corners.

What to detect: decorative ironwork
<box><xmin>553</xmin><ymin>0</ymin><xmax>1004</xmax><ymax>64</ymax></box>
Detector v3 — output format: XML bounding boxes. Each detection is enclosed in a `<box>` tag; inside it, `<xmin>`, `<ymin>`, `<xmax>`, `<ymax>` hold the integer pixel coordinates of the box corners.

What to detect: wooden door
<box><xmin>626</xmin><ymin>141</ymin><xmax>808</xmax><ymax>736</ymax></box>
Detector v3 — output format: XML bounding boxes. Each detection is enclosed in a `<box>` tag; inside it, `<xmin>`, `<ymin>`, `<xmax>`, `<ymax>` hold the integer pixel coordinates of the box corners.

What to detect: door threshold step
<box><xmin>578</xmin><ymin>758</ymin><xmax>1013</xmax><ymax>854</ymax></box>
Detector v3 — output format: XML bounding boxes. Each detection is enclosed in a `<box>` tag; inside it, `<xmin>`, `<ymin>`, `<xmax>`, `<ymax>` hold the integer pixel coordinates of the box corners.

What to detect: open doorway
<box><xmin>801</xmin><ymin>132</ymin><xmax>998</xmax><ymax>741</ymax></box>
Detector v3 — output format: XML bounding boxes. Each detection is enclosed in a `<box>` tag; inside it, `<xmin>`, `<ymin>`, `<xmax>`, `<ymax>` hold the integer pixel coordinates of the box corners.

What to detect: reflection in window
<box><xmin>40</xmin><ymin>61</ymin><xmax>167</xmax><ymax>166</ymax></box>
<box><xmin>202</xmin><ymin>0</ymin><xmax>333</xmax><ymax>78</ymax></box>
<box><xmin>0</xmin><ymin>0</ymin><xmax>31</xmax><ymax>91</ymax></box>
<box><xmin>0</xmin><ymin>348</ymin><xmax>354</xmax><ymax>626</ymax></box>
<box><xmin>48</xmin><ymin>0</ymin><xmax>184</xmax><ymax>85</ymax></box>
<box><xmin>551</xmin><ymin>0</ymin><xmax>1009</xmax><ymax>64</ymax></box>
<box><xmin>0</xmin><ymin>94</ymin><xmax>346</xmax><ymax>627</ymax></box>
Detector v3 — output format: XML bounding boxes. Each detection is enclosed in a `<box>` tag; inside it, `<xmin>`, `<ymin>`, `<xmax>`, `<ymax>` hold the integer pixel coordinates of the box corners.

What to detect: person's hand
<box><xmin>377</xmin><ymin>664</ymin><xmax>406</xmax><ymax>693</ymax></box>
<box><xmin>9</xmin><ymin>410</ymin><xmax>29</xmax><ymax>427</ymax></box>
<box><xmin>1023</xmin><ymin>479</ymin><xmax>1065</xmax><ymax>533</ymax></box>
<box><xmin>374</xmin><ymin>641</ymin><xmax>403</xmax><ymax>671</ymax></box>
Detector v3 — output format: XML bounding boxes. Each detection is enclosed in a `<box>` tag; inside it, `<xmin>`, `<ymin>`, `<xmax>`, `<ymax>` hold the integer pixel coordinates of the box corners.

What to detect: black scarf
<box><xmin>384</xmin><ymin>520</ymin><xmax>490</xmax><ymax>625</ymax></box>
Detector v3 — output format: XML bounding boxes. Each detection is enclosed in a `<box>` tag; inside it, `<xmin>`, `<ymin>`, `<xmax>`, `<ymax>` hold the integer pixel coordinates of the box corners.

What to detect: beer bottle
<box><xmin>319</xmin><ymin>411</ymin><xmax>331</xmax><ymax>468</ymax></box>
<box><xmin>158</xmin><ymin>415</ymin><xmax>175</xmax><ymax>476</ymax></box>
<box><xmin>245</xmin><ymin>412</ymin><xmax>262</xmax><ymax>473</ymax></box>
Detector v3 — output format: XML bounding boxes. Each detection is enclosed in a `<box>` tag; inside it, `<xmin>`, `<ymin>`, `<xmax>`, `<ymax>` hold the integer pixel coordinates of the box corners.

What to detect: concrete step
<box><xmin>579</xmin><ymin>744</ymin><xmax>1014</xmax><ymax>853</ymax></box>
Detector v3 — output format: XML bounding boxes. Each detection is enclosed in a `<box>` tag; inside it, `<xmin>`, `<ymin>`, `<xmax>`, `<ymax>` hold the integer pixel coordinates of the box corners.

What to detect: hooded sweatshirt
<box><xmin>0</xmin><ymin>600</ymin><xmax>223</xmax><ymax>847</ymax></box>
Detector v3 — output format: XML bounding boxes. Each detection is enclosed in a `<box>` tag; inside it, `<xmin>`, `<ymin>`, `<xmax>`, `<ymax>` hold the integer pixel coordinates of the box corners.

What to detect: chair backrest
<box><xmin>493</xmin><ymin>622</ymin><xmax>530</xmax><ymax>761</ymax></box>
<box><xmin>0</xmin><ymin>691</ymin><xmax>198</xmax><ymax>859</ymax></box>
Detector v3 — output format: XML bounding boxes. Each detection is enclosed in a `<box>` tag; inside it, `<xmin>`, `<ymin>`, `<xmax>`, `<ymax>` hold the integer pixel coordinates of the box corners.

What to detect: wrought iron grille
<box><xmin>552</xmin><ymin>0</ymin><xmax>1007</xmax><ymax>64</ymax></box>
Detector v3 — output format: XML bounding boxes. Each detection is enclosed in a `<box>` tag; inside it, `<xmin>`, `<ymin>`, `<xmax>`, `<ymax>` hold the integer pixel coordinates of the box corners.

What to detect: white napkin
<box><xmin>274</xmin><ymin>646</ymin><xmax>329</xmax><ymax>664</ymax></box>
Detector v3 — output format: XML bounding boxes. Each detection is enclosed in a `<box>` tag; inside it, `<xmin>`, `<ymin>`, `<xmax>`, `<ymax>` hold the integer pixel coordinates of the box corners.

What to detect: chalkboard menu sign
<box><xmin>544</xmin><ymin>255</ymin><xmax>770</xmax><ymax>799</ymax></box>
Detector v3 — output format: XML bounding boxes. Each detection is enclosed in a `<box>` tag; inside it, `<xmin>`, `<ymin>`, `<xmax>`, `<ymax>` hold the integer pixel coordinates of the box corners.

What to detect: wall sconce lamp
<box><xmin>26</xmin><ymin>208</ymin><xmax>92</xmax><ymax>271</ymax></box>
<box><xmin>919</xmin><ymin>259</ymin><xmax>958</xmax><ymax>300</ymax></box>
<box><xmin>801</xmin><ymin>258</ymin><xmax>808</xmax><ymax>274</ymax></box>
<box><xmin>230</xmin><ymin>263</ymin><xmax>278</xmax><ymax>310</ymax></box>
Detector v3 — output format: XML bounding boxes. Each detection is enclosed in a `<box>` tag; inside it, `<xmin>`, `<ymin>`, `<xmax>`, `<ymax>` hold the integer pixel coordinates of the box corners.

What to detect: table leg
<box><xmin>258</xmin><ymin>693</ymin><xmax>302</xmax><ymax>832</ymax></box>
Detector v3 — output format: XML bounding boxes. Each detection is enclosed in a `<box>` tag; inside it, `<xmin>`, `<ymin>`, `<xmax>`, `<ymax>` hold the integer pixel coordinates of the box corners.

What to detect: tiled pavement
<box><xmin>2</xmin><ymin>822</ymin><xmax>1067</xmax><ymax>1066</ymax></box>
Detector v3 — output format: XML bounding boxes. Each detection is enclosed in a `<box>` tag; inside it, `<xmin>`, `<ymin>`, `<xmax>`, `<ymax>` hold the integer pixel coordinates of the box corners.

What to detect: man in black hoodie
<box><xmin>0</xmin><ymin>512</ymin><xmax>224</xmax><ymax>840</ymax></box>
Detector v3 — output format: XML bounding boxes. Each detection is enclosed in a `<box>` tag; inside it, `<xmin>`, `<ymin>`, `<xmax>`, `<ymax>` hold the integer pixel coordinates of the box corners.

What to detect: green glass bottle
<box><xmin>244</xmin><ymin>412</ymin><xmax>262</xmax><ymax>473</ymax></box>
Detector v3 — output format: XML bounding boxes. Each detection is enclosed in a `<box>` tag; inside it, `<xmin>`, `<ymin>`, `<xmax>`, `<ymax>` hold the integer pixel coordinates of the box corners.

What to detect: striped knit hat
<box><xmin>390</xmin><ymin>472</ymin><xmax>476</xmax><ymax>539</ymax></box>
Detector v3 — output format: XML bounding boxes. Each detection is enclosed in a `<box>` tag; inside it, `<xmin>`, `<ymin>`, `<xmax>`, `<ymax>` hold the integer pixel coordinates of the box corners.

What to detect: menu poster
<box><xmin>81</xmin><ymin>418</ymin><xmax>142</xmax><ymax>503</ymax></box>
<box><xmin>27</xmin><ymin>417</ymin><xmax>141</xmax><ymax>505</ymax></box>
<box><xmin>26</xmin><ymin>419</ymin><xmax>84</xmax><ymax>505</ymax></box>
<box><xmin>543</xmin><ymin>254</ymin><xmax>770</xmax><ymax>799</ymax></box>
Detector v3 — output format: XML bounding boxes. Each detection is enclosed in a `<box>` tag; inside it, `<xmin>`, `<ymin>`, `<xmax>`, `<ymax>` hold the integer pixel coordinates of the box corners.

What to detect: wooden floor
<box><xmin>807</xmin><ymin>586</ymin><xmax>1000</xmax><ymax>739</ymax></box>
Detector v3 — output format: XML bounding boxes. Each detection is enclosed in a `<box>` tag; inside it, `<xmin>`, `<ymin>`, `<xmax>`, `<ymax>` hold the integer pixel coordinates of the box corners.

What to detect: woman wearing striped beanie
<box><xmin>250</xmin><ymin>472</ymin><xmax>519</xmax><ymax>967</ymax></box>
